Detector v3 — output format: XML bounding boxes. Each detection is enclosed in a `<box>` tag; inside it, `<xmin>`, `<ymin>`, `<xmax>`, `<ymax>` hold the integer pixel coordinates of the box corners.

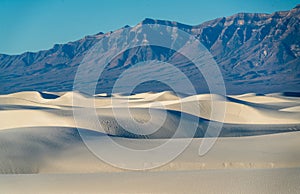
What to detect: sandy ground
<box><xmin>0</xmin><ymin>91</ymin><xmax>300</xmax><ymax>193</ymax></box>
<box><xmin>1</xmin><ymin>168</ymin><xmax>300</xmax><ymax>194</ymax></box>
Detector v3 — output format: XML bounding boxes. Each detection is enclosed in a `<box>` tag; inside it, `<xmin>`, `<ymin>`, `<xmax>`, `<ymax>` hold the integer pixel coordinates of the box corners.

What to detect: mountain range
<box><xmin>0</xmin><ymin>5</ymin><xmax>299</xmax><ymax>94</ymax></box>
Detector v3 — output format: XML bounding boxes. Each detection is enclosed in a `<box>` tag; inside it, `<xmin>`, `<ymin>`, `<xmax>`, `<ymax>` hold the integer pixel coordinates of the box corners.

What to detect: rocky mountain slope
<box><xmin>0</xmin><ymin>5</ymin><xmax>299</xmax><ymax>94</ymax></box>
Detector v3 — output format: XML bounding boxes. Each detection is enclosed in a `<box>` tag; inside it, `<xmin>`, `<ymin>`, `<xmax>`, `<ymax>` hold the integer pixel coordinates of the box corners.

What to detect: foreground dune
<box><xmin>0</xmin><ymin>91</ymin><xmax>300</xmax><ymax>193</ymax></box>
<box><xmin>0</xmin><ymin>127</ymin><xmax>300</xmax><ymax>173</ymax></box>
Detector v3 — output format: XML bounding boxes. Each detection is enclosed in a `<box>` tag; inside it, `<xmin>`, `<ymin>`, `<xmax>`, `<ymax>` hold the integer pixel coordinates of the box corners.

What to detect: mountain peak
<box><xmin>140</xmin><ymin>18</ymin><xmax>193</xmax><ymax>30</ymax></box>
<box><xmin>141</xmin><ymin>18</ymin><xmax>156</xmax><ymax>24</ymax></box>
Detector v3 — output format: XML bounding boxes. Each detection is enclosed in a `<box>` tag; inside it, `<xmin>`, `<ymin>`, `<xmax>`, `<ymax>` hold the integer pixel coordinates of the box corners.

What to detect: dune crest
<box><xmin>0</xmin><ymin>91</ymin><xmax>300</xmax><ymax>174</ymax></box>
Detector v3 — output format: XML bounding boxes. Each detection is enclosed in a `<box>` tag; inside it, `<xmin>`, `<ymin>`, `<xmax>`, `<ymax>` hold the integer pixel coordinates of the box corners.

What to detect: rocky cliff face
<box><xmin>0</xmin><ymin>5</ymin><xmax>299</xmax><ymax>94</ymax></box>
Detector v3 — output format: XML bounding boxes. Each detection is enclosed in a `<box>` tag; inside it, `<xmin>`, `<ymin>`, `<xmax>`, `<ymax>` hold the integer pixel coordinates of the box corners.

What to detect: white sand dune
<box><xmin>0</xmin><ymin>91</ymin><xmax>300</xmax><ymax>193</ymax></box>
<box><xmin>280</xmin><ymin>106</ymin><xmax>300</xmax><ymax>112</ymax></box>
<box><xmin>0</xmin><ymin>126</ymin><xmax>300</xmax><ymax>174</ymax></box>
<box><xmin>1</xmin><ymin>91</ymin><xmax>300</xmax><ymax>132</ymax></box>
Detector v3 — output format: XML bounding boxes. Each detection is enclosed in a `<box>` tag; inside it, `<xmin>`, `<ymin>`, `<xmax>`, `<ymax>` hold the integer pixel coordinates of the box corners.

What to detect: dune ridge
<box><xmin>0</xmin><ymin>91</ymin><xmax>300</xmax><ymax>174</ymax></box>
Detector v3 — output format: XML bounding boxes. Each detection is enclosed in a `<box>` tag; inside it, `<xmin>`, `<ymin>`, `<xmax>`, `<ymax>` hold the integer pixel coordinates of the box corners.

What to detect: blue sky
<box><xmin>0</xmin><ymin>0</ymin><xmax>299</xmax><ymax>54</ymax></box>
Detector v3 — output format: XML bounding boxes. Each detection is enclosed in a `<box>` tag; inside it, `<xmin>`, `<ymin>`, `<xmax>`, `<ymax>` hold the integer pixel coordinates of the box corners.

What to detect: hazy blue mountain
<box><xmin>0</xmin><ymin>5</ymin><xmax>299</xmax><ymax>94</ymax></box>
